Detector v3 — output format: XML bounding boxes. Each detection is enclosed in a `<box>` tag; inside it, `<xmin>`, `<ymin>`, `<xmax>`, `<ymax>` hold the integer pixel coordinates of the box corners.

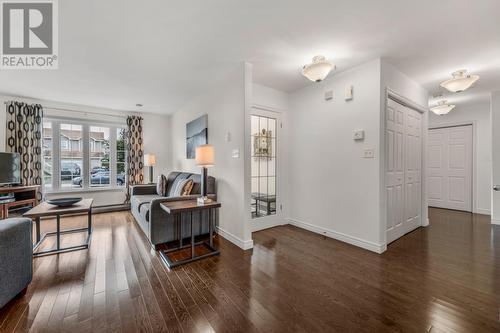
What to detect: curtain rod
<box><xmin>46</xmin><ymin>106</ymin><xmax>128</xmax><ymax>119</ymax></box>
<box><xmin>3</xmin><ymin>101</ymin><xmax>131</xmax><ymax>119</ymax></box>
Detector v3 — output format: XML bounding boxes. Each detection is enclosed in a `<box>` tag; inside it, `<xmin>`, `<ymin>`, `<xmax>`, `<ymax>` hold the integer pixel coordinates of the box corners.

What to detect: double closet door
<box><xmin>427</xmin><ymin>125</ymin><xmax>472</xmax><ymax>212</ymax></box>
<box><xmin>386</xmin><ymin>98</ymin><xmax>423</xmax><ymax>244</ymax></box>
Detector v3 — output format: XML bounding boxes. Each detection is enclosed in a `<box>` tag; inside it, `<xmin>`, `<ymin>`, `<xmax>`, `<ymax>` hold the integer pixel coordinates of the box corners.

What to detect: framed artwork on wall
<box><xmin>186</xmin><ymin>114</ymin><xmax>208</xmax><ymax>159</ymax></box>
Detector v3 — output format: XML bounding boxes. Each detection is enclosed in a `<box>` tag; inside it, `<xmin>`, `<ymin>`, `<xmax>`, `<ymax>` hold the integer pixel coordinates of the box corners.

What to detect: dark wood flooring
<box><xmin>0</xmin><ymin>208</ymin><xmax>499</xmax><ymax>332</ymax></box>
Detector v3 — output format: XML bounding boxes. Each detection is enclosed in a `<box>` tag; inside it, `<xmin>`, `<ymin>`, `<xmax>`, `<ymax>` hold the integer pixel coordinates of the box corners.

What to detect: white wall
<box><xmin>143</xmin><ymin>113</ymin><xmax>172</xmax><ymax>181</ymax></box>
<box><xmin>428</xmin><ymin>102</ymin><xmax>491</xmax><ymax>215</ymax></box>
<box><xmin>491</xmin><ymin>92</ymin><xmax>500</xmax><ymax>224</ymax></box>
<box><xmin>287</xmin><ymin>59</ymin><xmax>385</xmax><ymax>252</ymax></box>
<box><xmin>0</xmin><ymin>94</ymin><xmax>171</xmax><ymax>207</ymax></box>
<box><xmin>170</xmin><ymin>63</ymin><xmax>253</xmax><ymax>249</ymax></box>
<box><xmin>380</xmin><ymin>61</ymin><xmax>429</xmax><ymax>109</ymax></box>
<box><xmin>285</xmin><ymin>58</ymin><xmax>428</xmax><ymax>253</ymax></box>
<box><xmin>253</xmin><ymin>83</ymin><xmax>289</xmax><ymax>111</ymax></box>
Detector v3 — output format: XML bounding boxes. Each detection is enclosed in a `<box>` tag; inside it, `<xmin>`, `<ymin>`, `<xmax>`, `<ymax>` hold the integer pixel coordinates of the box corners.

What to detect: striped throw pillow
<box><xmin>171</xmin><ymin>178</ymin><xmax>194</xmax><ymax>197</ymax></box>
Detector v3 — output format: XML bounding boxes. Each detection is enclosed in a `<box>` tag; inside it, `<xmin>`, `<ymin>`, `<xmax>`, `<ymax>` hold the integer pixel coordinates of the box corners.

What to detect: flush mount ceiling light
<box><xmin>302</xmin><ymin>55</ymin><xmax>335</xmax><ymax>82</ymax></box>
<box><xmin>430</xmin><ymin>100</ymin><xmax>455</xmax><ymax>115</ymax></box>
<box><xmin>440</xmin><ymin>70</ymin><xmax>479</xmax><ymax>93</ymax></box>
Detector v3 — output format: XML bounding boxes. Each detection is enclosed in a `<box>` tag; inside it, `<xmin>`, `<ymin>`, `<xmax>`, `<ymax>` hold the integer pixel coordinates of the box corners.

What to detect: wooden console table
<box><xmin>159</xmin><ymin>200</ymin><xmax>220</xmax><ymax>268</ymax></box>
<box><xmin>0</xmin><ymin>185</ymin><xmax>39</xmax><ymax>219</ymax></box>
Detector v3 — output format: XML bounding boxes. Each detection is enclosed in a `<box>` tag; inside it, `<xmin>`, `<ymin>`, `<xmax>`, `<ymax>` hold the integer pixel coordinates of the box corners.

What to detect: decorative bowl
<box><xmin>47</xmin><ymin>197</ymin><xmax>82</xmax><ymax>207</ymax></box>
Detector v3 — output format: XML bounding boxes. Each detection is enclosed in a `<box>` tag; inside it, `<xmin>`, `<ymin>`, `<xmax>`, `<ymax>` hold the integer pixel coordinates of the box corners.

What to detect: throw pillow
<box><xmin>172</xmin><ymin>178</ymin><xmax>194</xmax><ymax>197</ymax></box>
<box><xmin>168</xmin><ymin>176</ymin><xmax>185</xmax><ymax>196</ymax></box>
<box><xmin>156</xmin><ymin>174</ymin><xmax>167</xmax><ymax>196</ymax></box>
<box><xmin>181</xmin><ymin>179</ymin><xmax>194</xmax><ymax>196</ymax></box>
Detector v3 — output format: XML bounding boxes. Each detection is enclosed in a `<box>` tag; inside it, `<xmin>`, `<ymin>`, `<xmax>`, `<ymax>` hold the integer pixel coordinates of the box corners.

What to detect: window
<box><xmin>42</xmin><ymin>122</ymin><xmax>53</xmax><ymax>190</ymax></box>
<box><xmin>42</xmin><ymin>119</ymin><xmax>127</xmax><ymax>192</ymax></box>
<box><xmin>60</xmin><ymin>137</ymin><xmax>69</xmax><ymax>150</ymax></box>
<box><xmin>90</xmin><ymin>126</ymin><xmax>110</xmax><ymax>188</ymax></box>
<box><xmin>60</xmin><ymin>124</ymin><xmax>83</xmax><ymax>189</ymax></box>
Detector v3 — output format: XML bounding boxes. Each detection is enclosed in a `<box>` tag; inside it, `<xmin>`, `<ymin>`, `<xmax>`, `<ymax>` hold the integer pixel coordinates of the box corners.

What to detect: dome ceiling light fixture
<box><xmin>430</xmin><ymin>100</ymin><xmax>455</xmax><ymax>115</ymax></box>
<box><xmin>302</xmin><ymin>55</ymin><xmax>335</xmax><ymax>82</ymax></box>
<box><xmin>440</xmin><ymin>69</ymin><xmax>479</xmax><ymax>93</ymax></box>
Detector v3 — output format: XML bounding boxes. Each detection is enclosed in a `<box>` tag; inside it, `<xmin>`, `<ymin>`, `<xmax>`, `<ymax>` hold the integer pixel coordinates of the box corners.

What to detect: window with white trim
<box><xmin>42</xmin><ymin>119</ymin><xmax>127</xmax><ymax>192</ymax></box>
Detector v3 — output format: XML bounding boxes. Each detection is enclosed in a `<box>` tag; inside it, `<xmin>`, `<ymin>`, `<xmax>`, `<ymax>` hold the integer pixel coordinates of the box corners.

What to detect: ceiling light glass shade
<box><xmin>430</xmin><ymin>100</ymin><xmax>455</xmax><ymax>115</ymax></box>
<box><xmin>440</xmin><ymin>70</ymin><xmax>479</xmax><ymax>92</ymax></box>
<box><xmin>302</xmin><ymin>56</ymin><xmax>335</xmax><ymax>82</ymax></box>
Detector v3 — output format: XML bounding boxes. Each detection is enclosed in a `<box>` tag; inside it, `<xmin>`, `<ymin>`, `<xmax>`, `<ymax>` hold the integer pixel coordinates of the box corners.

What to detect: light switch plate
<box><xmin>232</xmin><ymin>149</ymin><xmax>240</xmax><ymax>158</ymax></box>
<box><xmin>363</xmin><ymin>148</ymin><xmax>374</xmax><ymax>158</ymax></box>
<box><xmin>345</xmin><ymin>85</ymin><xmax>353</xmax><ymax>100</ymax></box>
<box><xmin>325</xmin><ymin>90</ymin><xmax>333</xmax><ymax>101</ymax></box>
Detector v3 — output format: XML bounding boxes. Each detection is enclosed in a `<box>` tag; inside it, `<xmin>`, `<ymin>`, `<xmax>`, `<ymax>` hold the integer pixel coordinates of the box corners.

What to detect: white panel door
<box><xmin>427</xmin><ymin>125</ymin><xmax>472</xmax><ymax>212</ymax></box>
<box><xmin>386</xmin><ymin>99</ymin><xmax>423</xmax><ymax>244</ymax></box>
<box><xmin>404</xmin><ymin>108</ymin><xmax>422</xmax><ymax>235</ymax></box>
<box><xmin>427</xmin><ymin>130</ymin><xmax>446</xmax><ymax>207</ymax></box>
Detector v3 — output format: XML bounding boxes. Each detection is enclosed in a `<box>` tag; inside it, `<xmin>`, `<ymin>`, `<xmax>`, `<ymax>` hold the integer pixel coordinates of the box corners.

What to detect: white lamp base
<box><xmin>197</xmin><ymin>196</ymin><xmax>212</xmax><ymax>205</ymax></box>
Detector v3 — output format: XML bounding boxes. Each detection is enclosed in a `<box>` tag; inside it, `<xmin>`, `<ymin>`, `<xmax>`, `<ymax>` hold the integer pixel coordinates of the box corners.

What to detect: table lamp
<box><xmin>195</xmin><ymin>144</ymin><xmax>214</xmax><ymax>205</ymax></box>
<box><xmin>144</xmin><ymin>153</ymin><xmax>156</xmax><ymax>184</ymax></box>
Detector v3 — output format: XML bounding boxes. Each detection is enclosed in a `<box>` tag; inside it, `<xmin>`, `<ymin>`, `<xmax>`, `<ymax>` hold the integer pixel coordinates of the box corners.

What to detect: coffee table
<box><xmin>23</xmin><ymin>199</ymin><xmax>93</xmax><ymax>257</ymax></box>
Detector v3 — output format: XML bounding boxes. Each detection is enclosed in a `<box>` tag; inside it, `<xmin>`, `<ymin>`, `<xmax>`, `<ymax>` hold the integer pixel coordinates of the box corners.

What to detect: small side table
<box><xmin>253</xmin><ymin>194</ymin><xmax>276</xmax><ymax>217</ymax></box>
<box><xmin>159</xmin><ymin>200</ymin><xmax>220</xmax><ymax>268</ymax></box>
<box><xmin>23</xmin><ymin>199</ymin><xmax>93</xmax><ymax>257</ymax></box>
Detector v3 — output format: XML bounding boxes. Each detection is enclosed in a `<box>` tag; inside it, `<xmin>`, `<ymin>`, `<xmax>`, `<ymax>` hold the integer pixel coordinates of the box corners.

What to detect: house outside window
<box><xmin>42</xmin><ymin>119</ymin><xmax>127</xmax><ymax>192</ymax></box>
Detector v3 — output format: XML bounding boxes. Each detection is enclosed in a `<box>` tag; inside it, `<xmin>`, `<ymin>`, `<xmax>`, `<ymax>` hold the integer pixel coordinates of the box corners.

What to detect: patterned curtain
<box><xmin>125</xmin><ymin>115</ymin><xmax>144</xmax><ymax>203</ymax></box>
<box><xmin>5</xmin><ymin>102</ymin><xmax>43</xmax><ymax>200</ymax></box>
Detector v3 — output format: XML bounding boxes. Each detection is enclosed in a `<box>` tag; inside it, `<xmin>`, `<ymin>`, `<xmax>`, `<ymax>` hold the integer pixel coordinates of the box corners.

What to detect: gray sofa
<box><xmin>0</xmin><ymin>218</ymin><xmax>32</xmax><ymax>309</ymax></box>
<box><xmin>130</xmin><ymin>171</ymin><xmax>216</xmax><ymax>249</ymax></box>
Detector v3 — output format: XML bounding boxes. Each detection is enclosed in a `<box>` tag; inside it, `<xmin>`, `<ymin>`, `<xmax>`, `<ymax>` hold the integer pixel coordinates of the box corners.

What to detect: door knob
<box><xmin>494</xmin><ymin>185</ymin><xmax>500</xmax><ymax>191</ymax></box>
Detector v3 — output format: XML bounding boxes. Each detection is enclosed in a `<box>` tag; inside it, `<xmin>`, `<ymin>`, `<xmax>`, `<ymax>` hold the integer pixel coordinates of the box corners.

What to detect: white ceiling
<box><xmin>0</xmin><ymin>0</ymin><xmax>499</xmax><ymax>113</ymax></box>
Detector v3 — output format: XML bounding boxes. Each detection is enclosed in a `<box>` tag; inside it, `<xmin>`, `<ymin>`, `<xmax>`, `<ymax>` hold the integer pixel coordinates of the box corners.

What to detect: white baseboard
<box><xmin>422</xmin><ymin>218</ymin><xmax>430</xmax><ymax>227</ymax></box>
<box><xmin>286</xmin><ymin>218</ymin><xmax>386</xmax><ymax>254</ymax></box>
<box><xmin>491</xmin><ymin>218</ymin><xmax>500</xmax><ymax>225</ymax></box>
<box><xmin>216</xmin><ymin>227</ymin><xmax>254</xmax><ymax>250</ymax></box>
<box><xmin>474</xmin><ymin>208</ymin><xmax>491</xmax><ymax>216</ymax></box>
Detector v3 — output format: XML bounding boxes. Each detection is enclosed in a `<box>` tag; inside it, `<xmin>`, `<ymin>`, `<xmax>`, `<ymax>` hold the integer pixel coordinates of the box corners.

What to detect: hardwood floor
<box><xmin>1</xmin><ymin>208</ymin><xmax>499</xmax><ymax>332</ymax></box>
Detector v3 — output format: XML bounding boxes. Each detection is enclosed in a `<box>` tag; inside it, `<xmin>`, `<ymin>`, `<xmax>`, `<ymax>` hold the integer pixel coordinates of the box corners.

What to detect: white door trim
<box><xmin>249</xmin><ymin>105</ymin><xmax>285</xmax><ymax>232</ymax></box>
<box><xmin>428</xmin><ymin>121</ymin><xmax>478</xmax><ymax>214</ymax></box>
<box><xmin>381</xmin><ymin>88</ymin><xmax>428</xmax><ymax>247</ymax></box>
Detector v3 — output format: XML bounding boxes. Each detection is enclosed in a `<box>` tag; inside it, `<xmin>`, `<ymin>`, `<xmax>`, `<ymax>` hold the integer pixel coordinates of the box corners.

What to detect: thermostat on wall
<box><xmin>353</xmin><ymin>129</ymin><xmax>365</xmax><ymax>140</ymax></box>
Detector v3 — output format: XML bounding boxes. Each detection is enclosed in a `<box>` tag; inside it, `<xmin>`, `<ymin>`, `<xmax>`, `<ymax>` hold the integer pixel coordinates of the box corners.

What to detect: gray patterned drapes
<box><xmin>125</xmin><ymin>115</ymin><xmax>144</xmax><ymax>203</ymax></box>
<box><xmin>5</xmin><ymin>102</ymin><xmax>43</xmax><ymax>200</ymax></box>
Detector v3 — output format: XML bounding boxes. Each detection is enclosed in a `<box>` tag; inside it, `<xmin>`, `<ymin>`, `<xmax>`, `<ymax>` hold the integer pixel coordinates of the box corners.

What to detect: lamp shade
<box><xmin>195</xmin><ymin>144</ymin><xmax>215</xmax><ymax>167</ymax></box>
<box><xmin>144</xmin><ymin>154</ymin><xmax>156</xmax><ymax>166</ymax></box>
